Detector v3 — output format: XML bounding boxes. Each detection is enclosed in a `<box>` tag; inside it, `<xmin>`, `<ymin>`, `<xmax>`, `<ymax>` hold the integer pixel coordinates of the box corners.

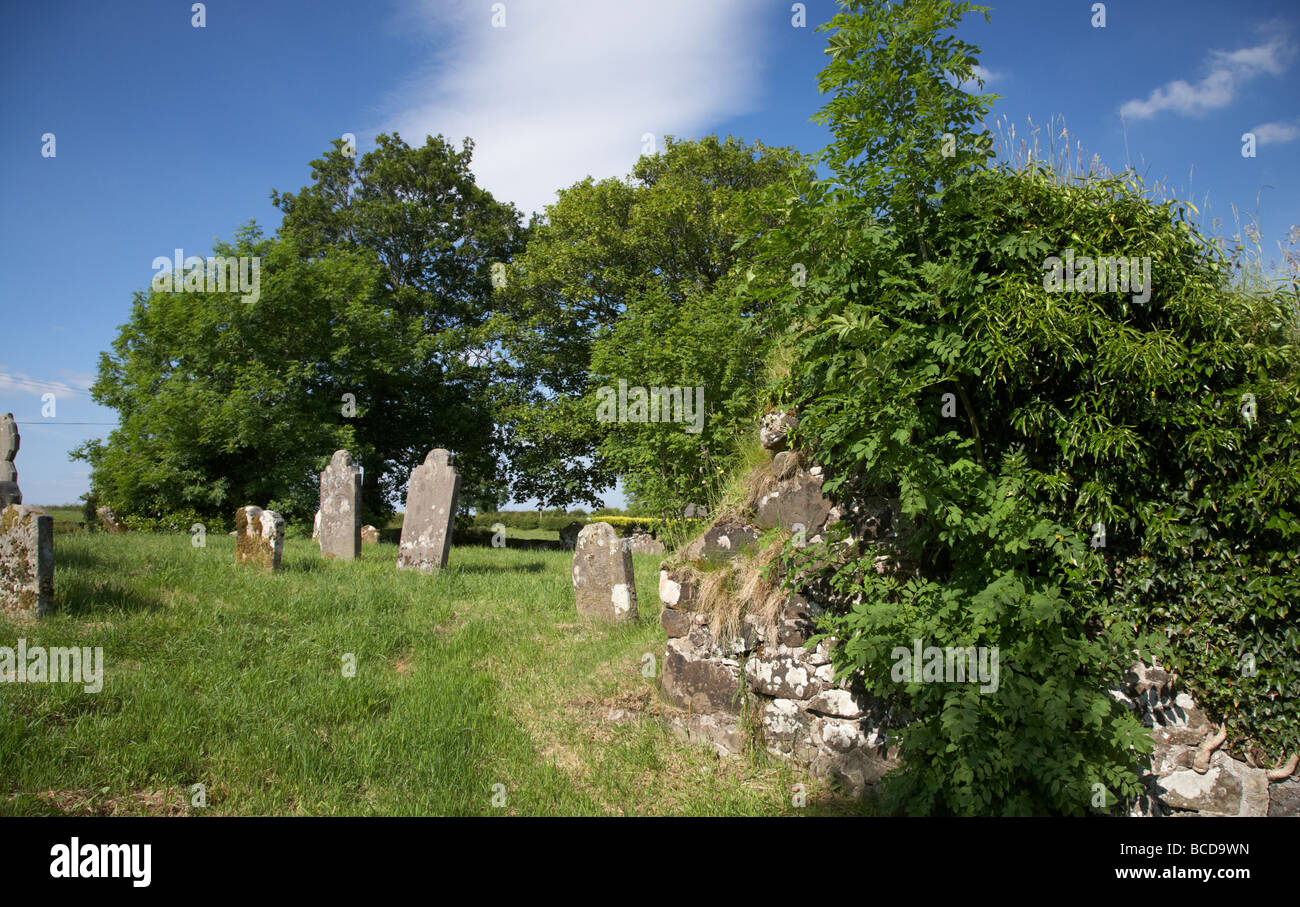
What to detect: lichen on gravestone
<box><xmin>318</xmin><ymin>449</ymin><xmax>362</xmax><ymax>560</ymax></box>
<box><xmin>396</xmin><ymin>448</ymin><xmax>460</xmax><ymax>574</ymax></box>
<box><xmin>234</xmin><ymin>505</ymin><xmax>284</xmax><ymax>571</ymax></box>
<box><xmin>1</xmin><ymin>504</ymin><xmax>54</xmax><ymax>618</ymax></box>
<box><xmin>571</xmin><ymin>521</ymin><xmax>638</xmax><ymax>622</ymax></box>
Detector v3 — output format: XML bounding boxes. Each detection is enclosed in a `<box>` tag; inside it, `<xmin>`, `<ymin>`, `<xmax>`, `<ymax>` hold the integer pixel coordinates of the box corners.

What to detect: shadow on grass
<box><xmin>451</xmin><ymin>561</ymin><xmax>548</xmax><ymax>575</ymax></box>
<box><xmin>56</xmin><ymin>575</ymin><xmax>164</xmax><ymax>617</ymax></box>
<box><xmin>51</xmin><ymin>544</ymin><xmax>103</xmax><ymax>571</ymax></box>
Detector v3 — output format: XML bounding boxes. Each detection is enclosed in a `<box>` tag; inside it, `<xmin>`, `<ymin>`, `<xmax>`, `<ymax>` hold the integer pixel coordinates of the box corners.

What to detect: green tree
<box><xmin>752</xmin><ymin>0</ymin><xmax>1299</xmax><ymax>814</ymax></box>
<box><xmin>79</xmin><ymin>134</ymin><xmax>525</xmax><ymax>526</ymax></box>
<box><xmin>272</xmin><ymin>133</ymin><xmax>526</xmax><ymax>516</ymax></box>
<box><xmin>492</xmin><ymin>135</ymin><xmax>811</xmax><ymax>511</ymax></box>
<box><xmin>75</xmin><ymin>227</ymin><xmax>380</xmax><ymax>526</ymax></box>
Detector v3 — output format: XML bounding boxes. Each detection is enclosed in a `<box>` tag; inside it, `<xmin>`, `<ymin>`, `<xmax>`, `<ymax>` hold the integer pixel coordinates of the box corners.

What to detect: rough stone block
<box><xmin>661</xmin><ymin>637</ymin><xmax>742</xmax><ymax>715</ymax></box>
<box><xmin>658</xmin><ymin>567</ymin><xmax>699</xmax><ymax>611</ymax></box>
<box><xmin>760</xmin><ymin>411</ymin><xmax>797</xmax><ymax>450</ymax></box>
<box><xmin>397</xmin><ymin>449</ymin><xmax>460</xmax><ymax>574</ymax></box>
<box><xmin>234</xmin><ymin>505</ymin><xmax>284</xmax><ymax>571</ymax></box>
<box><xmin>1</xmin><ymin>504</ymin><xmax>53</xmax><ymax>618</ymax></box>
<box><xmin>572</xmin><ymin>522</ymin><xmax>638</xmax><ymax>622</ymax></box>
<box><xmin>679</xmin><ymin>517</ymin><xmax>761</xmax><ymax>565</ymax></box>
<box><xmin>318</xmin><ymin>449</ymin><xmax>361</xmax><ymax>560</ymax></box>
<box><xmin>754</xmin><ymin>473</ymin><xmax>832</xmax><ymax>536</ymax></box>
<box><xmin>661</xmin><ymin>608</ymin><xmax>691</xmax><ymax>638</ymax></box>
<box><xmin>745</xmin><ymin>650</ymin><xmax>823</xmax><ymax>700</ymax></box>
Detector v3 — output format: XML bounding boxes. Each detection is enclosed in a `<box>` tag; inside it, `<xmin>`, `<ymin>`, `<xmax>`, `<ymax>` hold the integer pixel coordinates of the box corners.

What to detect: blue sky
<box><xmin>1</xmin><ymin>0</ymin><xmax>1296</xmax><ymax>509</ymax></box>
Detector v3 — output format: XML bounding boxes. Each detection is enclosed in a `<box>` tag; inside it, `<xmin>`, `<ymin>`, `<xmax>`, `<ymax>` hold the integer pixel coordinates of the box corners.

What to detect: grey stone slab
<box><xmin>1</xmin><ymin>504</ymin><xmax>53</xmax><ymax>618</ymax></box>
<box><xmin>572</xmin><ymin>521</ymin><xmax>638</xmax><ymax>622</ymax></box>
<box><xmin>318</xmin><ymin>450</ymin><xmax>361</xmax><ymax>560</ymax></box>
<box><xmin>397</xmin><ymin>449</ymin><xmax>459</xmax><ymax>574</ymax></box>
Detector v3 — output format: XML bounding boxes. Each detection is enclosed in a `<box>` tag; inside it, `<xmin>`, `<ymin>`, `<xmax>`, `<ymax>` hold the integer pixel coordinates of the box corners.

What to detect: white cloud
<box><xmin>1249</xmin><ymin>118</ymin><xmax>1300</xmax><ymax>144</ymax></box>
<box><xmin>0</xmin><ymin>369</ymin><xmax>91</xmax><ymax>401</ymax></box>
<box><xmin>1120</xmin><ymin>31</ymin><xmax>1295</xmax><ymax>120</ymax></box>
<box><xmin>379</xmin><ymin>0</ymin><xmax>768</xmax><ymax>220</ymax></box>
<box><xmin>955</xmin><ymin>64</ymin><xmax>1001</xmax><ymax>92</ymax></box>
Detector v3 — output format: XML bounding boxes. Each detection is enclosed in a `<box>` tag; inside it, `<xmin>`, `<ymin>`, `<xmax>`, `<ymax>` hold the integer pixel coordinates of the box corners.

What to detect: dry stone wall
<box><xmin>657</xmin><ymin>418</ymin><xmax>900</xmax><ymax>798</ymax></box>
<box><xmin>658</xmin><ymin>412</ymin><xmax>1298</xmax><ymax>812</ymax></box>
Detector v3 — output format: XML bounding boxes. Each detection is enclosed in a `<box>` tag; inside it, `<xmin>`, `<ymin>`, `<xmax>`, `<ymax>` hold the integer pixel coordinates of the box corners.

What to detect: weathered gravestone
<box><xmin>572</xmin><ymin>522</ymin><xmax>638</xmax><ymax>622</ymax></box>
<box><xmin>558</xmin><ymin>521</ymin><xmax>585</xmax><ymax>550</ymax></box>
<box><xmin>361</xmin><ymin>525</ymin><xmax>380</xmax><ymax>545</ymax></box>
<box><xmin>234</xmin><ymin>506</ymin><xmax>284</xmax><ymax>571</ymax></box>
<box><xmin>318</xmin><ymin>450</ymin><xmax>361</xmax><ymax>560</ymax></box>
<box><xmin>624</xmin><ymin>532</ymin><xmax>665</xmax><ymax>555</ymax></box>
<box><xmin>0</xmin><ymin>413</ymin><xmax>21</xmax><ymax>507</ymax></box>
<box><xmin>96</xmin><ymin>506</ymin><xmax>128</xmax><ymax>534</ymax></box>
<box><xmin>1</xmin><ymin>504</ymin><xmax>54</xmax><ymax>618</ymax></box>
<box><xmin>397</xmin><ymin>449</ymin><xmax>459</xmax><ymax>574</ymax></box>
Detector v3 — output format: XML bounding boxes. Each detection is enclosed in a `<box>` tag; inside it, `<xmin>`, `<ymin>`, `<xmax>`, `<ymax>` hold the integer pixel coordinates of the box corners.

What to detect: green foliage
<box><xmin>74</xmin><ymin>227</ymin><xmax>369</xmax><ymax>526</ymax></box>
<box><xmin>753</xmin><ymin>0</ymin><xmax>1299</xmax><ymax>813</ymax></box>
<box><xmin>492</xmin><ymin>135</ymin><xmax>811</xmax><ymax>511</ymax></box>
<box><xmin>469</xmin><ymin>510</ymin><xmax>670</xmax><ymax>537</ymax></box>
<box><xmin>79</xmin><ymin>491</ymin><xmax>98</xmax><ymax>529</ymax></box>
<box><xmin>79</xmin><ymin>135</ymin><xmax>525</xmax><ymax>527</ymax></box>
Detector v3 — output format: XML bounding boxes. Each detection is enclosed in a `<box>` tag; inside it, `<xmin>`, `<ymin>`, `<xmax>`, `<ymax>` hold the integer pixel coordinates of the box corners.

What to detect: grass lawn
<box><xmin>0</xmin><ymin>530</ymin><xmax>866</xmax><ymax>816</ymax></box>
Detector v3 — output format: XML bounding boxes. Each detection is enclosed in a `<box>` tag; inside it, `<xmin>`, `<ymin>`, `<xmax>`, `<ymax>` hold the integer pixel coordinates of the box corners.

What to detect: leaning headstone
<box><xmin>572</xmin><ymin>522</ymin><xmax>638</xmax><ymax>622</ymax></box>
<box><xmin>397</xmin><ymin>449</ymin><xmax>460</xmax><ymax>574</ymax></box>
<box><xmin>558</xmin><ymin>521</ymin><xmax>585</xmax><ymax>550</ymax></box>
<box><xmin>318</xmin><ymin>450</ymin><xmax>361</xmax><ymax>560</ymax></box>
<box><xmin>234</xmin><ymin>505</ymin><xmax>284</xmax><ymax>571</ymax></box>
<box><xmin>1</xmin><ymin>504</ymin><xmax>53</xmax><ymax>618</ymax></box>
<box><xmin>0</xmin><ymin>414</ymin><xmax>21</xmax><ymax>507</ymax></box>
<box><xmin>624</xmin><ymin>532</ymin><xmax>665</xmax><ymax>555</ymax></box>
<box><xmin>97</xmin><ymin>506</ymin><xmax>128</xmax><ymax>534</ymax></box>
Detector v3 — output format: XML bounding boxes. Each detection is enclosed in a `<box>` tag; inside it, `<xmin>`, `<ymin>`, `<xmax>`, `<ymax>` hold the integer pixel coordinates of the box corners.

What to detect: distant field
<box><xmin>383</xmin><ymin>514</ymin><xmax>559</xmax><ymax>542</ymax></box>
<box><xmin>33</xmin><ymin>506</ymin><xmax>83</xmax><ymax>523</ymax></box>
<box><xmin>0</xmin><ymin>532</ymin><xmax>863</xmax><ymax>816</ymax></box>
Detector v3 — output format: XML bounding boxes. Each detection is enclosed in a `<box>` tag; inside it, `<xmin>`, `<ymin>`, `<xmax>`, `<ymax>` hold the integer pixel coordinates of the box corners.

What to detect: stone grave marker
<box><xmin>572</xmin><ymin>521</ymin><xmax>638</xmax><ymax>622</ymax></box>
<box><xmin>318</xmin><ymin>450</ymin><xmax>361</xmax><ymax>560</ymax></box>
<box><xmin>234</xmin><ymin>505</ymin><xmax>284</xmax><ymax>571</ymax></box>
<box><xmin>1</xmin><ymin>504</ymin><xmax>54</xmax><ymax>618</ymax></box>
<box><xmin>396</xmin><ymin>449</ymin><xmax>459</xmax><ymax>574</ymax></box>
<box><xmin>0</xmin><ymin>413</ymin><xmax>21</xmax><ymax>507</ymax></box>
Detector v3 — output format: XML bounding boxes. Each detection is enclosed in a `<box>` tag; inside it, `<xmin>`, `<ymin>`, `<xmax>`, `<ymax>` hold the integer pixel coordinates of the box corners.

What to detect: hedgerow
<box><xmin>742</xmin><ymin>0</ymin><xmax>1299</xmax><ymax>814</ymax></box>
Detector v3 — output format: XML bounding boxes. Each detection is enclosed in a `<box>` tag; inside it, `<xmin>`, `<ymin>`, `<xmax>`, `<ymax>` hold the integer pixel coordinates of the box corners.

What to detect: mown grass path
<box><xmin>0</xmin><ymin>533</ymin><xmax>864</xmax><ymax>815</ymax></box>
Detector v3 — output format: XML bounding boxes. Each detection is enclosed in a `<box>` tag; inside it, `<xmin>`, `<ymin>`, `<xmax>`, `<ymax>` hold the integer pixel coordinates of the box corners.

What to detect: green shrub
<box><xmin>749</xmin><ymin>0</ymin><xmax>1299</xmax><ymax>814</ymax></box>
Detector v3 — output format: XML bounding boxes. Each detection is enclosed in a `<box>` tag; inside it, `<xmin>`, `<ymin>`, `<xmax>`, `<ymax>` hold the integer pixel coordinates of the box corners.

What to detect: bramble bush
<box><xmin>745</xmin><ymin>0</ymin><xmax>1298</xmax><ymax>814</ymax></box>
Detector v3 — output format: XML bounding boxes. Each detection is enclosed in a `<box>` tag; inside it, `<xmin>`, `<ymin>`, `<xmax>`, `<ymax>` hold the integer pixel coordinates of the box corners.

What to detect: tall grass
<box><xmin>0</xmin><ymin>532</ymin><xmax>864</xmax><ymax>815</ymax></box>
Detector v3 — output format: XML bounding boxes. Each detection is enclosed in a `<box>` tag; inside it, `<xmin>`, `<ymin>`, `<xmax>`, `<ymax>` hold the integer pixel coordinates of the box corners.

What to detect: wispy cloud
<box><xmin>1249</xmin><ymin>118</ymin><xmax>1300</xmax><ymax>145</ymax></box>
<box><xmin>955</xmin><ymin>64</ymin><xmax>1002</xmax><ymax>93</ymax></box>
<box><xmin>1120</xmin><ymin>30</ymin><xmax>1295</xmax><ymax>120</ymax></box>
<box><xmin>380</xmin><ymin>0</ymin><xmax>768</xmax><ymax>220</ymax></box>
<box><xmin>0</xmin><ymin>368</ymin><xmax>92</xmax><ymax>400</ymax></box>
